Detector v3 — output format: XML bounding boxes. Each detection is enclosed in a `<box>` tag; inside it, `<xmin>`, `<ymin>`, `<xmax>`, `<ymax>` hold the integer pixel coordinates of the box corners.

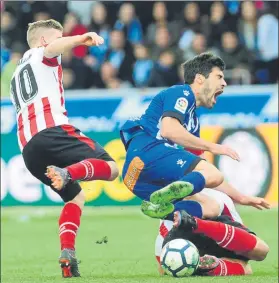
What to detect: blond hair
<box><xmin>27</xmin><ymin>19</ymin><xmax>63</xmax><ymax>47</ymax></box>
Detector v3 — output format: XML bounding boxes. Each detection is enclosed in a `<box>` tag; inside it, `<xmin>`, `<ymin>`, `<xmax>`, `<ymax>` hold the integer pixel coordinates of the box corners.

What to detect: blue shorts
<box><xmin>122</xmin><ymin>134</ymin><xmax>202</xmax><ymax>200</ymax></box>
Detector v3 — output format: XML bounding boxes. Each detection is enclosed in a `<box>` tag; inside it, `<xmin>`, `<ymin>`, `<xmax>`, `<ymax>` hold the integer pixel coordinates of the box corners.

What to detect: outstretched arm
<box><xmin>215</xmin><ymin>179</ymin><xmax>270</xmax><ymax>210</ymax></box>
<box><xmin>161</xmin><ymin>117</ymin><xmax>240</xmax><ymax>161</ymax></box>
<box><xmin>44</xmin><ymin>32</ymin><xmax>104</xmax><ymax>58</ymax></box>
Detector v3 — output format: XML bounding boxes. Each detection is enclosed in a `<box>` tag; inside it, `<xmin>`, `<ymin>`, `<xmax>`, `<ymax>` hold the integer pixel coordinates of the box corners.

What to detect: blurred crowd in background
<box><xmin>1</xmin><ymin>1</ymin><xmax>278</xmax><ymax>96</ymax></box>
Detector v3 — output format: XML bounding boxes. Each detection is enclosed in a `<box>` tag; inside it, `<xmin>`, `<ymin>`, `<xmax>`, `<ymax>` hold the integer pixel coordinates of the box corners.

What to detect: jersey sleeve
<box><xmin>161</xmin><ymin>88</ymin><xmax>193</xmax><ymax>124</ymax></box>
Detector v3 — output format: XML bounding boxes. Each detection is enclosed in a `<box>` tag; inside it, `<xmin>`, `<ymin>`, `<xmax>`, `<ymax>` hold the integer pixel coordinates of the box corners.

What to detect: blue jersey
<box><xmin>120</xmin><ymin>84</ymin><xmax>200</xmax><ymax>148</ymax></box>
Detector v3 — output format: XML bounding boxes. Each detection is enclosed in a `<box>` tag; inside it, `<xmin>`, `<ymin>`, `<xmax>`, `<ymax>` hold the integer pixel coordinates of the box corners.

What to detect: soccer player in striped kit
<box><xmin>155</xmin><ymin>190</ymin><xmax>270</xmax><ymax>276</ymax></box>
<box><xmin>10</xmin><ymin>19</ymin><xmax>119</xmax><ymax>278</ymax></box>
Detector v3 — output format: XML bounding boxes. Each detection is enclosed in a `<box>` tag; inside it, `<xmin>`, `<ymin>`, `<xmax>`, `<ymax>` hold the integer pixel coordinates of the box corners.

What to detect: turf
<box><xmin>1</xmin><ymin>206</ymin><xmax>278</xmax><ymax>283</ymax></box>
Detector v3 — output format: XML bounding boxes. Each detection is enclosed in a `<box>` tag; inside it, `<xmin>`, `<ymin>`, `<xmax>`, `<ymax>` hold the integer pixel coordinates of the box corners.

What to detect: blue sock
<box><xmin>180</xmin><ymin>171</ymin><xmax>205</xmax><ymax>196</ymax></box>
<box><xmin>174</xmin><ymin>200</ymin><xmax>203</xmax><ymax>218</ymax></box>
<box><xmin>165</xmin><ymin>200</ymin><xmax>203</xmax><ymax>220</ymax></box>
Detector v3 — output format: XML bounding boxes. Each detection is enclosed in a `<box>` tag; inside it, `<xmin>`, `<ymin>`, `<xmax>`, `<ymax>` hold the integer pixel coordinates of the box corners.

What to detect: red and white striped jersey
<box><xmin>10</xmin><ymin>47</ymin><xmax>69</xmax><ymax>151</ymax></box>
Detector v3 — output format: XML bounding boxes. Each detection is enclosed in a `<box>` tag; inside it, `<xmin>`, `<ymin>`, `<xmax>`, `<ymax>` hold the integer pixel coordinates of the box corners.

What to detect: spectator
<box><xmin>219</xmin><ymin>31</ymin><xmax>253</xmax><ymax>84</ymax></box>
<box><xmin>94</xmin><ymin>62</ymin><xmax>132</xmax><ymax>89</ymax></box>
<box><xmin>238</xmin><ymin>1</ymin><xmax>258</xmax><ymax>55</ymax></box>
<box><xmin>1</xmin><ymin>1</ymin><xmax>4</xmax><ymax>12</ymax></box>
<box><xmin>1</xmin><ymin>11</ymin><xmax>23</xmax><ymax>49</ymax></box>
<box><xmin>178</xmin><ymin>2</ymin><xmax>206</xmax><ymax>51</ymax></box>
<box><xmin>1</xmin><ymin>44</ymin><xmax>10</xmax><ymax>71</ymax></box>
<box><xmin>67</xmin><ymin>1</ymin><xmax>96</xmax><ymax>25</ymax></box>
<box><xmin>206</xmin><ymin>2</ymin><xmax>231</xmax><ymax>48</ymax></box>
<box><xmin>114</xmin><ymin>3</ymin><xmax>143</xmax><ymax>44</ymax></box>
<box><xmin>62</xmin><ymin>50</ymin><xmax>93</xmax><ymax>89</ymax></box>
<box><xmin>150</xmin><ymin>27</ymin><xmax>183</xmax><ymax>64</ymax></box>
<box><xmin>45</xmin><ymin>2</ymin><xmax>68</xmax><ymax>24</ymax></box>
<box><xmin>256</xmin><ymin>8</ymin><xmax>278</xmax><ymax>83</ymax></box>
<box><xmin>33</xmin><ymin>10</ymin><xmax>50</xmax><ymax>22</ymax></box>
<box><xmin>146</xmin><ymin>2</ymin><xmax>180</xmax><ymax>45</ymax></box>
<box><xmin>148</xmin><ymin>51</ymin><xmax>179</xmax><ymax>87</ymax></box>
<box><xmin>224</xmin><ymin>0</ymin><xmax>240</xmax><ymax>15</ymax></box>
<box><xmin>62</xmin><ymin>68</ymin><xmax>75</xmax><ymax>90</ymax></box>
<box><xmin>182</xmin><ymin>33</ymin><xmax>219</xmax><ymax>61</ymax></box>
<box><xmin>1</xmin><ymin>1</ymin><xmax>277</xmax><ymax>87</ymax></box>
<box><xmin>87</xmin><ymin>2</ymin><xmax>111</xmax><ymax>70</ymax></box>
<box><xmin>99</xmin><ymin>62</ymin><xmax>118</xmax><ymax>88</ymax></box>
<box><xmin>133</xmin><ymin>44</ymin><xmax>153</xmax><ymax>87</ymax></box>
<box><xmin>63</xmin><ymin>12</ymin><xmax>88</xmax><ymax>58</ymax></box>
<box><xmin>1</xmin><ymin>42</ymin><xmax>26</xmax><ymax>97</ymax></box>
<box><xmin>180</xmin><ymin>2</ymin><xmax>202</xmax><ymax>33</ymax></box>
<box><xmin>104</xmin><ymin>30</ymin><xmax>135</xmax><ymax>84</ymax></box>
<box><xmin>177</xmin><ymin>64</ymin><xmax>184</xmax><ymax>85</ymax></box>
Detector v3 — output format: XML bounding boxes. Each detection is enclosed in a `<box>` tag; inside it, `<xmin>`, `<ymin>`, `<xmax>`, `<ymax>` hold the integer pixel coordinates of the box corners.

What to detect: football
<box><xmin>160</xmin><ymin>239</ymin><xmax>200</xmax><ymax>277</ymax></box>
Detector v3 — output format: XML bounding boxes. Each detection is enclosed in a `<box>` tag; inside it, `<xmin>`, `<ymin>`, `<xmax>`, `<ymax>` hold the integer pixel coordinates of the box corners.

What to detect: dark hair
<box><xmin>182</xmin><ymin>52</ymin><xmax>225</xmax><ymax>84</ymax></box>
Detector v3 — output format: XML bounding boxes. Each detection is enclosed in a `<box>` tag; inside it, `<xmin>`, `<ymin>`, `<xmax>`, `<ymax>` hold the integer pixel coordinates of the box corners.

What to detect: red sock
<box><xmin>66</xmin><ymin>158</ymin><xmax>111</xmax><ymax>181</ymax></box>
<box><xmin>194</xmin><ymin>218</ymin><xmax>257</xmax><ymax>253</ymax></box>
<box><xmin>207</xmin><ymin>259</ymin><xmax>246</xmax><ymax>276</ymax></box>
<box><xmin>59</xmin><ymin>203</ymin><xmax>82</xmax><ymax>250</ymax></box>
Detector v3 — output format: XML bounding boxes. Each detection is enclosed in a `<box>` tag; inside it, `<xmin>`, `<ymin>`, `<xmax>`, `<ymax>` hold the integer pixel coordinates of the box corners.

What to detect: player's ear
<box><xmin>195</xmin><ymin>74</ymin><xmax>204</xmax><ymax>85</ymax></box>
<box><xmin>40</xmin><ymin>36</ymin><xmax>48</xmax><ymax>47</ymax></box>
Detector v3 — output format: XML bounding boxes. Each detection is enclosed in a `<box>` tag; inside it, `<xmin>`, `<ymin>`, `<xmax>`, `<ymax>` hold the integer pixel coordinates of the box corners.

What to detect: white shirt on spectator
<box><xmin>67</xmin><ymin>1</ymin><xmax>97</xmax><ymax>25</ymax></box>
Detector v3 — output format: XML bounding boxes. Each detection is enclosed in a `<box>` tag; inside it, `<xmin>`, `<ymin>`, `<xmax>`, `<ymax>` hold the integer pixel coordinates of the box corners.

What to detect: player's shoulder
<box><xmin>25</xmin><ymin>47</ymin><xmax>44</xmax><ymax>57</ymax></box>
<box><xmin>159</xmin><ymin>84</ymin><xmax>194</xmax><ymax>99</ymax></box>
<box><xmin>18</xmin><ymin>47</ymin><xmax>44</xmax><ymax>65</ymax></box>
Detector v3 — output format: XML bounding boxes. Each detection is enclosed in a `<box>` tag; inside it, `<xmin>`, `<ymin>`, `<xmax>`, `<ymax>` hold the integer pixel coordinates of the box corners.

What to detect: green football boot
<box><xmin>141</xmin><ymin>200</ymin><xmax>174</xmax><ymax>219</ymax></box>
<box><xmin>59</xmin><ymin>249</ymin><xmax>81</xmax><ymax>278</ymax></box>
<box><xmin>150</xmin><ymin>181</ymin><xmax>194</xmax><ymax>204</ymax></box>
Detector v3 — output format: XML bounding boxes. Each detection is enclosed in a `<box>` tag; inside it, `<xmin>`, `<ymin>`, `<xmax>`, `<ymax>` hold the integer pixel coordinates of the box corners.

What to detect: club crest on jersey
<box><xmin>174</xmin><ymin>97</ymin><xmax>188</xmax><ymax>114</ymax></box>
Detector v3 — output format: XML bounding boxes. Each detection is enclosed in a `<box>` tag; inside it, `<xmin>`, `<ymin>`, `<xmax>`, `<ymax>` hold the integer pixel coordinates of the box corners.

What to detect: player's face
<box><xmin>201</xmin><ymin>67</ymin><xmax>227</xmax><ymax>109</ymax></box>
<box><xmin>40</xmin><ymin>29</ymin><xmax>63</xmax><ymax>47</ymax></box>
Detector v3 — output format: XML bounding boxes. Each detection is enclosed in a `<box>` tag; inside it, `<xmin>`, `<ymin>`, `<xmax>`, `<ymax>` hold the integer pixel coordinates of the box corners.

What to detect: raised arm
<box><xmin>44</xmin><ymin>32</ymin><xmax>104</xmax><ymax>58</ymax></box>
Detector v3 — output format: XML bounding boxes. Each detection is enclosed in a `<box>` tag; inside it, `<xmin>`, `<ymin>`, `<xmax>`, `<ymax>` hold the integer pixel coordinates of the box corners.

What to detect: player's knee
<box><xmin>194</xmin><ymin>161</ymin><xmax>224</xmax><ymax>187</ymax></box>
<box><xmin>107</xmin><ymin>161</ymin><xmax>119</xmax><ymax>181</ymax></box>
<box><xmin>205</xmin><ymin>165</ymin><xmax>224</xmax><ymax>187</ymax></box>
<box><xmin>254</xmin><ymin>239</ymin><xmax>269</xmax><ymax>261</ymax></box>
<box><xmin>211</xmin><ymin>170</ymin><xmax>224</xmax><ymax>187</ymax></box>
<box><xmin>246</xmin><ymin>238</ymin><xmax>269</xmax><ymax>261</ymax></box>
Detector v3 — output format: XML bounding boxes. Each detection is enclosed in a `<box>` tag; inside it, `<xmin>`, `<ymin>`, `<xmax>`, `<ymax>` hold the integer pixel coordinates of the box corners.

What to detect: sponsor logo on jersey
<box><xmin>174</xmin><ymin>97</ymin><xmax>188</xmax><ymax>114</ymax></box>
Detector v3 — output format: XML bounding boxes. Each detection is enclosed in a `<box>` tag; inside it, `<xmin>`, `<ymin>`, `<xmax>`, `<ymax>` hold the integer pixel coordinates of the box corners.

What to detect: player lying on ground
<box><xmin>155</xmin><ymin>191</ymin><xmax>269</xmax><ymax>276</ymax></box>
<box><xmin>120</xmin><ymin>53</ymin><xmax>249</xmax><ymax>218</ymax></box>
<box><xmin>10</xmin><ymin>19</ymin><xmax>119</xmax><ymax>278</ymax></box>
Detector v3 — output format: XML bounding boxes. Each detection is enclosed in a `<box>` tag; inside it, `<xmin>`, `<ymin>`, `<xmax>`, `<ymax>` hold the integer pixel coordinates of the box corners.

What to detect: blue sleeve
<box><xmin>161</xmin><ymin>87</ymin><xmax>193</xmax><ymax>124</ymax></box>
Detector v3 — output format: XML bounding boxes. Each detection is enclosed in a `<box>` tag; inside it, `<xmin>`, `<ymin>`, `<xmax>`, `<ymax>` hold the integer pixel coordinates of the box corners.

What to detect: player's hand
<box><xmin>80</xmin><ymin>32</ymin><xmax>104</xmax><ymax>47</ymax></box>
<box><xmin>238</xmin><ymin>196</ymin><xmax>271</xmax><ymax>210</ymax></box>
<box><xmin>209</xmin><ymin>144</ymin><xmax>240</xmax><ymax>161</ymax></box>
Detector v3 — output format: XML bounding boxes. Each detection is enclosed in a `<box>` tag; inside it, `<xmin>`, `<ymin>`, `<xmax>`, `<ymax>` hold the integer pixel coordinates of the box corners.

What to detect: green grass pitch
<box><xmin>1</xmin><ymin>206</ymin><xmax>278</xmax><ymax>283</ymax></box>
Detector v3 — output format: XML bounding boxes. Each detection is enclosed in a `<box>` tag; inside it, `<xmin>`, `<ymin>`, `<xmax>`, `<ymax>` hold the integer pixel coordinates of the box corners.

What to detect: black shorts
<box><xmin>163</xmin><ymin>215</ymin><xmax>256</xmax><ymax>261</ymax></box>
<box><xmin>22</xmin><ymin>125</ymin><xmax>114</xmax><ymax>202</ymax></box>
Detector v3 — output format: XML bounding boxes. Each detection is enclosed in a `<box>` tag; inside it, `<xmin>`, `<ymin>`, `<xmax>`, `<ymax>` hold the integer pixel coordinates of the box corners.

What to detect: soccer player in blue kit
<box><xmin>120</xmin><ymin>53</ymin><xmax>241</xmax><ymax>218</ymax></box>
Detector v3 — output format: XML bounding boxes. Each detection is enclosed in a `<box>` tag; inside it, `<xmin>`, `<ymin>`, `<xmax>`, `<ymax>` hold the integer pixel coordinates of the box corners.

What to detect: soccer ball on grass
<box><xmin>160</xmin><ymin>239</ymin><xmax>200</xmax><ymax>277</ymax></box>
